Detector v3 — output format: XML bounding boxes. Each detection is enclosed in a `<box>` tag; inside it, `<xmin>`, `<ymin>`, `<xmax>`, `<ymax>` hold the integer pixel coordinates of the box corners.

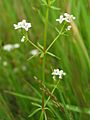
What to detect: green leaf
<box><xmin>50</xmin><ymin>6</ymin><xmax>60</xmax><ymax>10</ymax></box>
<box><xmin>32</xmin><ymin>102</ymin><xmax>41</xmax><ymax>108</ymax></box>
<box><xmin>27</xmin><ymin>55</ymin><xmax>37</xmax><ymax>61</ymax></box>
<box><xmin>47</xmin><ymin>51</ymin><xmax>61</xmax><ymax>60</ymax></box>
<box><xmin>50</xmin><ymin>0</ymin><xmax>56</xmax><ymax>5</ymax></box>
<box><xmin>5</xmin><ymin>91</ymin><xmax>40</xmax><ymax>102</ymax></box>
<box><xmin>27</xmin><ymin>52</ymin><xmax>41</xmax><ymax>61</ymax></box>
<box><xmin>44</xmin><ymin>112</ymin><xmax>47</xmax><ymax>120</ymax></box>
<box><xmin>37</xmin><ymin>42</ymin><xmax>44</xmax><ymax>50</ymax></box>
<box><xmin>27</xmin><ymin>38</ymin><xmax>42</xmax><ymax>52</ymax></box>
<box><xmin>45</xmin><ymin>107</ymin><xmax>55</xmax><ymax>117</ymax></box>
<box><xmin>48</xmin><ymin>105</ymin><xmax>62</xmax><ymax>120</ymax></box>
<box><xmin>66</xmin><ymin>104</ymin><xmax>90</xmax><ymax>114</ymax></box>
<box><xmin>41</xmin><ymin>0</ymin><xmax>47</xmax><ymax>5</ymax></box>
<box><xmin>28</xmin><ymin>108</ymin><xmax>41</xmax><ymax>117</ymax></box>
<box><xmin>39</xmin><ymin>112</ymin><xmax>44</xmax><ymax>120</ymax></box>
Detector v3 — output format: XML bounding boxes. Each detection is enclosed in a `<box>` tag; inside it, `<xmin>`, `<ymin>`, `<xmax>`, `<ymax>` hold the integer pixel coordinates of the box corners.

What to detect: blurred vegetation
<box><xmin>0</xmin><ymin>0</ymin><xmax>90</xmax><ymax>120</ymax></box>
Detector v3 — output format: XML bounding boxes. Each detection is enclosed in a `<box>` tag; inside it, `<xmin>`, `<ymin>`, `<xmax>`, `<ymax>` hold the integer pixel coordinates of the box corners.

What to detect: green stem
<box><xmin>46</xmin><ymin>22</ymin><xmax>66</xmax><ymax>52</ymax></box>
<box><xmin>43</xmin><ymin>0</ymin><xmax>50</xmax><ymax>49</ymax></box>
<box><xmin>42</xmin><ymin>0</ymin><xmax>50</xmax><ymax>112</ymax></box>
<box><xmin>42</xmin><ymin>56</ymin><xmax>46</xmax><ymax>84</ymax></box>
<box><xmin>42</xmin><ymin>56</ymin><xmax>46</xmax><ymax>111</ymax></box>
<box><xmin>25</xmin><ymin>33</ymin><xmax>42</xmax><ymax>52</ymax></box>
<box><xmin>46</xmin><ymin>31</ymin><xmax>61</xmax><ymax>52</ymax></box>
<box><xmin>44</xmin><ymin>80</ymin><xmax>60</xmax><ymax>107</ymax></box>
<box><xmin>27</xmin><ymin>38</ymin><xmax>42</xmax><ymax>52</ymax></box>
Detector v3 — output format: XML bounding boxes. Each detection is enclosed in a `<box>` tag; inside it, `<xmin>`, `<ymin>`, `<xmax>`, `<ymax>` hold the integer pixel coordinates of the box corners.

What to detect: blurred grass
<box><xmin>0</xmin><ymin>0</ymin><xmax>90</xmax><ymax>120</ymax></box>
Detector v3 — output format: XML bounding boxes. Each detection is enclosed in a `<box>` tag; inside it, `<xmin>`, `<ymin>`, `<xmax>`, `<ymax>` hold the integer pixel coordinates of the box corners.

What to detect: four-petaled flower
<box><xmin>52</xmin><ymin>69</ymin><xmax>66</xmax><ymax>79</ymax></box>
<box><xmin>56</xmin><ymin>15</ymin><xmax>64</xmax><ymax>24</ymax></box>
<box><xmin>56</xmin><ymin>13</ymin><xmax>76</xmax><ymax>24</ymax></box>
<box><xmin>64</xmin><ymin>13</ymin><xmax>76</xmax><ymax>23</ymax></box>
<box><xmin>14</xmin><ymin>19</ymin><xmax>31</xmax><ymax>31</ymax></box>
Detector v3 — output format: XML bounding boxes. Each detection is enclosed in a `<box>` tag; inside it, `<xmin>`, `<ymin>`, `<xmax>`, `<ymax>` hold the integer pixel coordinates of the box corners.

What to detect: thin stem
<box><xmin>43</xmin><ymin>0</ymin><xmax>50</xmax><ymax>49</ymax></box>
<box><xmin>27</xmin><ymin>38</ymin><xmax>42</xmax><ymax>52</ymax></box>
<box><xmin>42</xmin><ymin>56</ymin><xmax>46</xmax><ymax>111</ymax></box>
<box><xmin>42</xmin><ymin>0</ymin><xmax>50</xmax><ymax>112</ymax></box>
<box><xmin>46</xmin><ymin>22</ymin><xmax>66</xmax><ymax>52</ymax></box>
<box><xmin>46</xmin><ymin>32</ymin><xmax>61</xmax><ymax>52</ymax></box>
<box><xmin>42</xmin><ymin>56</ymin><xmax>46</xmax><ymax>84</ymax></box>
<box><xmin>25</xmin><ymin>33</ymin><xmax>42</xmax><ymax>52</ymax></box>
<box><xmin>44</xmin><ymin>80</ymin><xmax>60</xmax><ymax>107</ymax></box>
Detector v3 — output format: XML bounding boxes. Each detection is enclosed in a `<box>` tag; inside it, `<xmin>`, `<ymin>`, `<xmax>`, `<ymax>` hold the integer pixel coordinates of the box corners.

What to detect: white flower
<box><xmin>21</xmin><ymin>36</ymin><xmax>25</xmax><ymax>42</ymax></box>
<box><xmin>52</xmin><ymin>69</ymin><xmax>60</xmax><ymax>76</ymax></box>
<box><xmin>56</xmin><ymin>13</ymin><xmax>75</xmax><ymax>24</ymax></box>
<box><xmin>52</xmin><ymin>69</ymin><xmax>66</xmax><ymax>79</ymax></box>
<box><xmin>66</xmin><ymin>25</ymin><xmax>72</xmax><ymax>31</ymax></box>
<box><xmin>14</xmin><ymin>23</ymin><xmax>21</xmax><ymax>29</ymax></box>
<box><xmin>14</xmin><ymin>19</ymin><xmax>31</xmax><ymax>31</ymax></box>
<box><xmin>64</xmin><ymin>13</ymin><xmax>76</xmax><ymax>23</ymax></box>
<box><xmin>56</xmin><ymin>15</ymin><xmax>64</xmax><ymax>24</ymax></box>
<box><xmin>3</xmin><ymin>43</ymin><xmax>20</xmax><ymax>52</ymax></box>
<box><xmin>58</xmin><ymin>70</ymin><xmax>66</xmax><ymax>79</ymax></box>
<box><xmin>30</xmin><ymin>49</ymin><xmax>39</xmax><ymax>56</ymax></box>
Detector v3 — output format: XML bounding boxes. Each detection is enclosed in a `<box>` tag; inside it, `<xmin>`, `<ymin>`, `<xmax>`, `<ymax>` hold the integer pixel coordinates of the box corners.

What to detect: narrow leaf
<box><xmin>45</xmin><ymin>107</ymin><xmax>55</xmax><ymax>117</ymax></box>
<box><xmin>27</xmin><ymin>55</ymin><xmax>37</xmax><ymax>61</ymax></box>
<box><xmin>37</xmin><ymin>42</ymin><xmax>44</xmax><ymax>50</ymax></box>
<box><xmin>41</xmin><ymin>0</ymin><xmax>47</xmax><ymax>5</ymax></box>
<box><xmin>50</xmin><ymin>0</ymin><xmax>56</xmax><ymax>5</ymax></box>
<box><xmin>32</xmin><ymin>102</ymin><xmax>41</xmax><ymax>108</ymax></box>
<box><xmin>47</xmin><ymin>51</ymin><xmax>61</xmax><ymax>60</ymax></box>
<box><xmin>28</xmin><ymin>108</ymin><xmax>41</xmax><ymax>117</ymax></box>
<box><xmin>5</xmin><ymin>91</ymin><xmax>40</xmax><ymax>102</ymax></box>
<box><xmin>39</xmin><ymin>112</ymin><xmax>44</xmax><ymax>120</ymax></box>
<box><xmin>44</xmin><ymin>112</ymin><xmax>47</xmax><ymax>120</ymax></box>
<box><xmin>50</xmin><ymin>6</ymin><xmax>60</xmax><ymax>10</ymax></box>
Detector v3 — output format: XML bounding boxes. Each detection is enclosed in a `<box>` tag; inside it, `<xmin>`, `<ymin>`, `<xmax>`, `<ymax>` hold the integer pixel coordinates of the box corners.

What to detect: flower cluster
<box><xmin>3</xmin><ymin>43</ymin><xmax>20</xmax><ymax>52</ymax></box>
<box><xmin>52</xmin><ymin>69</ymin><xmax>66</xmax><ymax>79</ymax></box>
<box><xmin>56</xmin><ymin>13</ymin><xmax>75</xmax><ymax>24</ymax></box>
<box><xmin>14</xmin><ymin>19</ymin><xmax>31</xmax><ymax>31</ymax></box>
<box><xmin>56</xmin><ymin>13</ymin><xmax>76</xmax><ymax>31</ymax></box>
